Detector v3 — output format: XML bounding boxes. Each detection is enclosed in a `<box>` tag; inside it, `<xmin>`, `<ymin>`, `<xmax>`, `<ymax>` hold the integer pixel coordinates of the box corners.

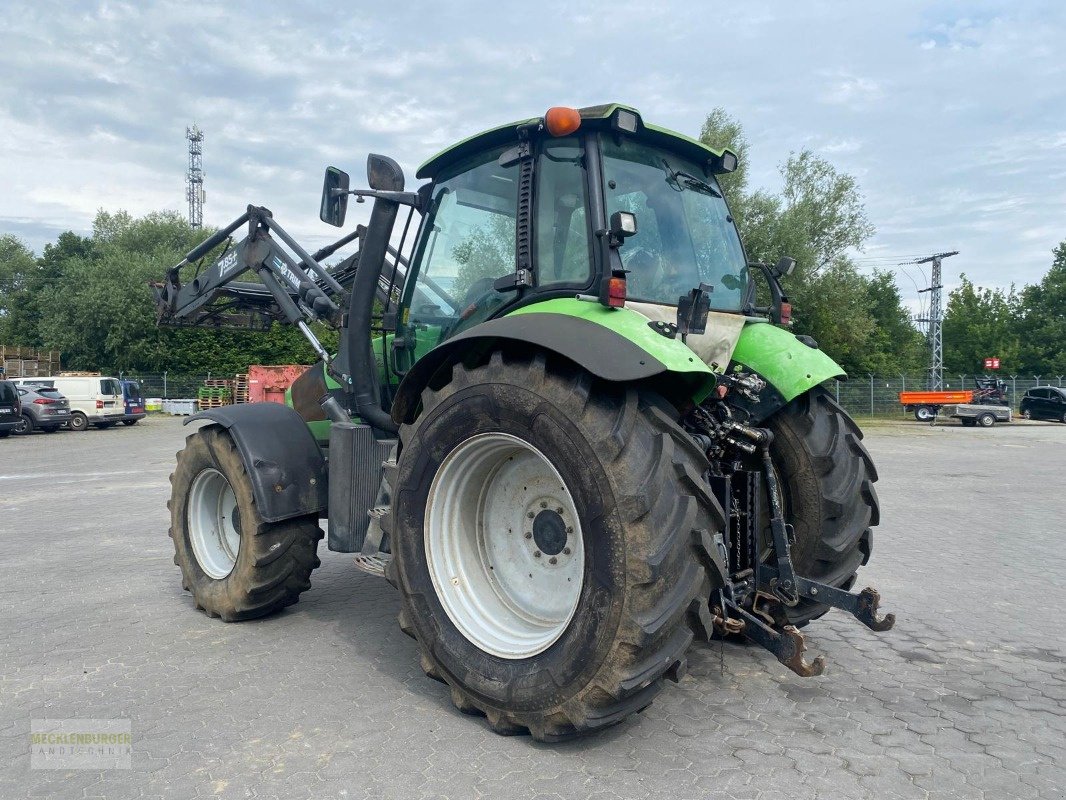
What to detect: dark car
<box><xmin>0</xmin><ymin>379</ymin><xmax>21</xmax><ymax>437</ymax></box>
<box><xmin>120</xmin><ymin>379</ymin><xmax>147</xmax><ymax>425</ymax></box>
<box><xmin>1020</xmin><ymin>386</ymin><xmax>1066</xmax><ymax>422</ymax></box>
<box><xmin>14</xmin><ymin>383</ymin><xmax>72</xmax><ymax>434</ymax></box>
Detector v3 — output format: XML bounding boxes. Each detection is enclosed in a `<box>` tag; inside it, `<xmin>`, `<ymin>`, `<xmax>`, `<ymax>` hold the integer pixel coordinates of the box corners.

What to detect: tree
<box><xmin>698</xmin><ymin>108</ymin><xmax>750</xmax><ymax>206</ymax></box>
<box><xmin>941</xmin><ymin>275</ymin><xmax>1020</xmax><ymax>374</ymax></box>
<box><xmin>1016</xmin><ymin>241</ymin><xmax>1066</xmax><ymax>375</ymax></box>
<box><xmin>0</xmin><ymin>235</ymin><xmax>39</xmax><ymax>343</ymax></box>
<box><xmin>698</xmin><ymin>108</ymin><xmax>905</xmax><ymax>376</ymax></box>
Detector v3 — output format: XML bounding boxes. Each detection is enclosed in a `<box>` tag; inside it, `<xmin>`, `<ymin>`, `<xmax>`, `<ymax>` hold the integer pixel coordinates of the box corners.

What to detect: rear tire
<box><xmin>41</xmin><ymin>426</ymin><xmax>60</xmax><ymax>433</ymax></box>
<box><xmin>0</xmin><ymin>431</ymin><xmax>9</xmax><ymax>438</ymax></box>
<box><xmin>169</xmin><ymin>426</ymin><xmax>323</xmax><ymax>621</ymax></box>
<box><xmin>69</xmin><ymin>412</ymin><xmax>88</xmax><ymax>432</ymax></box>
<box><xmin>764</xmin><ymin>388</ymin><xmax>879</xmax><ymax>627</ymax></box>
<box><xmin>95</xmin><ymin>421</ymin><xmax>117</xmax><ymax>429</ymax></box>
<box><xmin>978</xmin><ymin>412</ymin><xmax>996</xmax><ymax>427</ymax></box>
<box><xmin>13</xmin><ymin>414</ymin><xmax>33</xmax><ymax>435</ymax></box>
<box><xmin>386</xmin><ymin>351</ymin><xmax>725</xmax><ymax>741</ymax></box>
<box><xmin>122</xmin><ymin>419</ymin><xmax>138</xmax><ymax>426</ymax></box>
<box><xmin>961</xmin><ymin>418</ymin><xmax>976</xmax><ymax>427</ymax></box>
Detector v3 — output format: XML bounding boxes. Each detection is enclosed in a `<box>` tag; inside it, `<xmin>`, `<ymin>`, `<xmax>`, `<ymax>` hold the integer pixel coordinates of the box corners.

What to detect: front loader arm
<box><xmin>153</xmin><ymin>205</ymin><xmax>347</xmax><ymax>333</ymax></box>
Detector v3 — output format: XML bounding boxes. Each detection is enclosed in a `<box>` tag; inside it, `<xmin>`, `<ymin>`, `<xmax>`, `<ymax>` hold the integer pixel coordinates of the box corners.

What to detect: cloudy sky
<box><xmin>1</xmin><ymin>0</ymin><xmax>1064</xmax><ymax>306</ymax></box>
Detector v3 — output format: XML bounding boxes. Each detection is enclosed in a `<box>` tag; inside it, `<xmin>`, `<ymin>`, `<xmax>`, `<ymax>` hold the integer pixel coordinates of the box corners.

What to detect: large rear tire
<box><xmin>168</xmin><ymin>426</ymin><xmax>323</xmax><ymax>621</ymax></box>
<box><xmin>386</xmin><ymin>351</ymin><xmax>725</xmax><ymax>741</ymax></box>
<box><xmin>764</xmin><ymin>387</ymin><xmax>879</xmax><ymax>627</ymax></box>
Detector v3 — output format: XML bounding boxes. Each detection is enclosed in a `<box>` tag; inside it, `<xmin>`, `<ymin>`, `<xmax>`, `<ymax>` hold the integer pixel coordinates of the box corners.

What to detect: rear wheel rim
<box><xmin>425</xmin><ymin>432</ymin><xmax>585</xmax><ymax>660</ymax></box>
<box><xmin>187</xmin><ymin>468</ymin><xmax>241</xmax><ymax>579</ymax></box>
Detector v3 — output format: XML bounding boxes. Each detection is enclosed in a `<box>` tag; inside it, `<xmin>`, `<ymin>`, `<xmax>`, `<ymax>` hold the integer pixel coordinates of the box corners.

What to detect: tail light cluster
<box><xmin>96</xmin><ymin>400</ymin><xmax>104</xmax><ymax>409</ymax></box>
<box><xmin>33</xmin><ymin>397</ymin><xmax>55</xmax><ymax>405</ymax></box>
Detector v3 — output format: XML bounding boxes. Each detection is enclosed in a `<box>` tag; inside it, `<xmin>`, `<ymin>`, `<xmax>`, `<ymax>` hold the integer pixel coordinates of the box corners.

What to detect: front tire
<box><xmin>169</xmin><ymin>426</ymin><xmax>323</xmax><ymax>621</ymax></box>
<box><xmin>387</xmin><ymin>351</ymin><xmax>725</xmax><ymax>741</ymax></box>
<box><xmin>764</xmin><ymin>388</ymin><xmax>879</xmax><ymax>627</ymax></box>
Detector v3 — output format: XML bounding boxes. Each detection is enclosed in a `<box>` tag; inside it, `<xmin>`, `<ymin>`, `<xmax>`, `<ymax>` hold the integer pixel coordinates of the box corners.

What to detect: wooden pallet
<box><xmin>232</xmin><ymin>373</ymin><xmax>250</xmax><ymax>404</ymax></box>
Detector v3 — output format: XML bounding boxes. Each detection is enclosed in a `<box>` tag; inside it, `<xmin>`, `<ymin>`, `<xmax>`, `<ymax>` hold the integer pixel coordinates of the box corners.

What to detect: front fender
<box><xmin>186</xmin><ymin>402</ymin><xmax>327</xmax><ymax>523</ymax></box>
<box><xmin>730</xmin><ymin>320</ymin><xmax>846</xmax><ymax>403</ymax></box>
<box><xmin>390</xmin><ymin>300</ymin><xmax>714</xmax><ymax>424</ymax></box>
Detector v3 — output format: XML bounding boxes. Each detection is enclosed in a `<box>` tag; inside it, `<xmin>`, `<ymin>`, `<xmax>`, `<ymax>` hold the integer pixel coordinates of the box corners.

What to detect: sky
<box><xmin>1</xmin><ymin>0</ymin><xmax>1064</xmax><ymax>309</ymax></box>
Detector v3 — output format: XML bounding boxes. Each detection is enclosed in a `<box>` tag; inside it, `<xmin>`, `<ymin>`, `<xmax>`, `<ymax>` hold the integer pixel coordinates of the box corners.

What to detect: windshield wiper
<box><xmin>673</xmin><ymin>170</ymin><xmax>721</xmax><ymax>198</ymax></box>
<box><xmin>660</xmin><ymin>157</ymin><xmax>721</xmax><ymax>197</ymax></box>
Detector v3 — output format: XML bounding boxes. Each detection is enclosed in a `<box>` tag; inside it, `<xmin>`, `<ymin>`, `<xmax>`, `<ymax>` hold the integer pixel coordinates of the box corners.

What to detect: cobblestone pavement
<box><xmin>1</xmin><ymin>416</ymin><xmax>1063</xmax><ymax>799</ymax></box>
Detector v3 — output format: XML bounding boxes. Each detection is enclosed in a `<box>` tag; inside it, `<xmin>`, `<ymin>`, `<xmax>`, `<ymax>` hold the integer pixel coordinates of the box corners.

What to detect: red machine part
<box><xmin>246</xmin><ymin>365</ymin><xmax>309</xmax><ymax>405</ymax></box>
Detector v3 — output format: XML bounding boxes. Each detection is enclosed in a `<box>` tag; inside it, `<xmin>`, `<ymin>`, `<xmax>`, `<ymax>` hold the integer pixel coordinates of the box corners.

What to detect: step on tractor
<box><xmin>154</xmin><ymin>104</ymin><xmax>892</xmax><ymax>741</ymax></box>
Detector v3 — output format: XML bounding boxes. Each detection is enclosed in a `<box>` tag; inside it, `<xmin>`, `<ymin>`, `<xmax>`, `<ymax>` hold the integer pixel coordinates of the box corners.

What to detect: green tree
<box><xmin>698</xmin><ymin>107</ymin><xmax>750</xmax><ymax>207</ymax></box>
<box><xmin>1016</xmin><ymin>241</ymin><xmax>1066</xmax><ymax>375</ymax></box>
<box><xmin>696</xmin><ymin>108</ymin><xmax>922</xmax><ymax>376</ymax></box>
<box><xmin>942</xmin><ymin>275</ymin><xmax>1020</xmax><ymax>374</ymax></box>
<box><xmin>0</xmin><ymin>235</ymin><xmax>39</xmax><ymax>343</ymax></box>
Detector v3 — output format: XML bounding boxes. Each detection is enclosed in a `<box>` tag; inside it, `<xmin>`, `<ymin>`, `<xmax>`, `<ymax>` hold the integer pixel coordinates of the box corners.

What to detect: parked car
<box><xmin>120</xmin><ymin>379</ymin><xmax>147</xmax><ymax>425</ymax></box>
<box><xmin>0</xmin><ymin>379</ymin><xmax>21</xmax><ymax>437</ymax></box>
<box><xmin>12</xmin><ymin>376</ymin><xmax>125</xmax><ymax>431</ymax></box>
<box><xmin>1019</xmin><ymin>386</ymin><xmax>1066</xmax><ymax>422</ymax></box>
<box><xmin>13</xmin><ymin>383</ymin><xmax>72</xmax><ymax>434</ymax></box>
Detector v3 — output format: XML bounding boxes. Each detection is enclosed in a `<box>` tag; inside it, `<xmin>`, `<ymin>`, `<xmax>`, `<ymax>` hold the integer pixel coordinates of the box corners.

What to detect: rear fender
<box><xmin>186</xmin><ymin>402</ymin><xmax>327</xmax><ymax>523</ymax></box>
<box><xmin>390</xmin><ymin>302</ymin><xmax>715</xmax><ymax>424</ymax></box>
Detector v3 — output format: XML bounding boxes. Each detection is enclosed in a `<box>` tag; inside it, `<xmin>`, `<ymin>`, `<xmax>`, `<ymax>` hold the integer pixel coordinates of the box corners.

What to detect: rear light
<box><xmin>779</xmin><ymin>302</ymin><xmax>792</xmax><ymax>325</ymax></box>
<box><xmin>33</xmin><ymin>398</ymin><xmax>55</xmax><ymax>405</ymax></box>
<box><xmin>600</xmin><ymin>274</ymin><xmax>627</xmax><ymax>309</ymax></box>
<box><xmin>96</xmin><ymin>400</ymin><xmax>104</xmax><ymax>409</ymax></box>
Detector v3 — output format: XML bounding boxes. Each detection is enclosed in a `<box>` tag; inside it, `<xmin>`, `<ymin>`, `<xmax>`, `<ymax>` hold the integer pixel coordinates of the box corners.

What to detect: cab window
<box><xmin>406</xmin><ymin>147</ymin><xmax>518</xmax><ymax>339</ymax></box>
<box><xmin>601</xmin><ymin>136</ymin><xmax>747</xmax><ymax>310</ymax></box>
<box><xmin>535</xmin><ymin>138</ymin><xmax>592</xmax><ymax>287</ymax></box>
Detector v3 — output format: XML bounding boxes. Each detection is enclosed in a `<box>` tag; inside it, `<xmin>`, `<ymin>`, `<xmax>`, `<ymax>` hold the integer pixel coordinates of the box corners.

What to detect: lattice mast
<box><xmin>185</xmin><ymin>125</ymin><xmax>205</xmax><ymax>229</ymax></box>
<box><xmin>911</xmin><ymin>250</ymin><xmax>959</xmax><ymax>390</ymax></box>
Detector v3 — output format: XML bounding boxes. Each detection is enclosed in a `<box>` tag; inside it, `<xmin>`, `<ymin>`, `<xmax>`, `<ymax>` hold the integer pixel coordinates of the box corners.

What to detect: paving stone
<box><xmin>1</xmin><ymin>418</ymin><xmax>1063</xmax><ymax>798</ymax></box>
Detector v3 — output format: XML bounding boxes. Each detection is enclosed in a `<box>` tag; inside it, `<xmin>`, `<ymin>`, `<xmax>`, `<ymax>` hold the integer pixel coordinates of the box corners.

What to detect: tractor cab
<box><xmin>325</xmin><ymin>105</ymin><xmax>753</xmax><ymax>374</ymax></box>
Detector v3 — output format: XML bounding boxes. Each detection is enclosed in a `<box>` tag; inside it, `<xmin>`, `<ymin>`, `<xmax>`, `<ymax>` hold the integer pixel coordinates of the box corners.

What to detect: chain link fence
<box><xmin>115</xmin><ymin>370</ymin><xmax>1065</xmax><ymax>418</ymax></box>
<box><xmin>829</xmin><ymin>373</ymin><xmax>1065</xmax><ymax>416</ymax></box>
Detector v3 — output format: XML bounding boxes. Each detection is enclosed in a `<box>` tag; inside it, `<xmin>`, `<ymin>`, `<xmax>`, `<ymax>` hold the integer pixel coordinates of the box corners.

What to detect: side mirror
<box><xmin>608</xmin><ymin>211</ymin><xmax>637</xmax><ymax>247</ymax></box>
<box><xmin>774</xmin><ymin>256</ymin><xmax>796</xmax><ymax>277</ymax></box>
<box><xmin>320</xmin><ymin>167</ymin><xmax>350</xmax><ymax>227</ymax></box>
<box><xmin>367</xmin><ymin>153</ymin><xmax>405</xmax><ymax>192</ymax></box>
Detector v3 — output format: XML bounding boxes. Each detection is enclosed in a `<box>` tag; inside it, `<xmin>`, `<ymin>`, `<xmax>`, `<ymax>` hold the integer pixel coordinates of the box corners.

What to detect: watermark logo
<box><xmin>30</xmin><ymin>719</ymin><xmax>131</xmax><ymax>770</ymax></box>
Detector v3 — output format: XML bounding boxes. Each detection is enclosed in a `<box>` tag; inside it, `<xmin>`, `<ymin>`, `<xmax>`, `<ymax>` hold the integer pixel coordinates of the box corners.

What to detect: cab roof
<box><xmin>416</xmin><ymin>103</ymin><xmax>735</xmax><ymax>180</ymax></box>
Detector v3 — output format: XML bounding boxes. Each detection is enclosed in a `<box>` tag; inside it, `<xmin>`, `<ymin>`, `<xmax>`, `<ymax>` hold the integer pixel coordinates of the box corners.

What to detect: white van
<box><xmin>13</xmin><ymin>376</ymin><xmax>125</xmax><ymax>431</ymax></box>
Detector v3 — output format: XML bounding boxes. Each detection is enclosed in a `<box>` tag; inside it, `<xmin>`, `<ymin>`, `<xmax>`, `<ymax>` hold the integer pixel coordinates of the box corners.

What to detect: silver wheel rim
<box><xmin>425</xmin><ymin>432</ymin><xmax>585</xmax><ymax>660</ymax></box>
<box><xmin>187</xmin><ymin>468</ymin><xmax>241</xmax><ymax>579</ymax></box>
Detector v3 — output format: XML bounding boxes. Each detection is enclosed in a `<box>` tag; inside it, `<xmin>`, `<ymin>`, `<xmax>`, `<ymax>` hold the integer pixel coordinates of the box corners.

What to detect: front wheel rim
<box><xmin>187</xmin><ymin>468</ymin><xmax>241</xmax><ymax>579</ymax></box>
<box><xmin>425</xmin><ymin>432</ymin><xmax>585</xmax><ymax>660</ymax></box>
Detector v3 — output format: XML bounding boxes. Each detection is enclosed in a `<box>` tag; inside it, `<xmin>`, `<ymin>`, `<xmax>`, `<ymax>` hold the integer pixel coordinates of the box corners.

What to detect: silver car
<box><xmin>14</xmin><ymin>383</ymin><xmax>72</xmax><ymax>434</ymax></box>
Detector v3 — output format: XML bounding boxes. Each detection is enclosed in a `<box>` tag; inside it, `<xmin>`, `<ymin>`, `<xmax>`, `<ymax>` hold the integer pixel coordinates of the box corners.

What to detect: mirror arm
<box><xmin>338</xmin><ymin>188</ymin><xmax>422</xmax><ymax>210</ymax></box>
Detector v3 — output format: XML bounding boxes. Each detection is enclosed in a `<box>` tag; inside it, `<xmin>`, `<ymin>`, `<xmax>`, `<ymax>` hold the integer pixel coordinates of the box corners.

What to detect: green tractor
<box><xmin>155</xmin><ymin>103</ymin><xmax>891</xmax><ymax>741</ymax></box>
